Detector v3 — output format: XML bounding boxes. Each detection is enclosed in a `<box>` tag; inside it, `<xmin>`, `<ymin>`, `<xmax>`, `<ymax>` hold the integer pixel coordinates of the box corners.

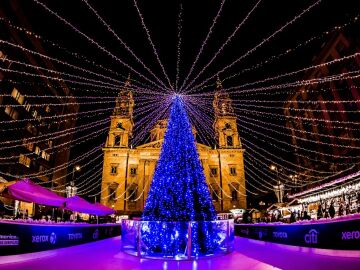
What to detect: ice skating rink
<box><xmin>1</xmin><ymin>236</ymin><xmax>360</xmax><ymax>270</ymax></box>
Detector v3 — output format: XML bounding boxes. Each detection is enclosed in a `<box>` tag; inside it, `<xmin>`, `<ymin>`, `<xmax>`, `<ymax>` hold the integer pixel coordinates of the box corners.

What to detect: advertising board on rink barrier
<box><xmin>0</xmin><ymin>221</ymin><xmax>121</xmax><ymax>255</ymax></box>
<box><xmin>235</xmin><ymin>217</ymin><xmax>360</xmax><ymax>250</ymax></box>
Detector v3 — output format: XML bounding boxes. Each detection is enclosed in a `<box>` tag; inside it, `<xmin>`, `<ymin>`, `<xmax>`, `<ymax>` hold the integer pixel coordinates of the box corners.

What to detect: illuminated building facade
<box><xmin>0</xmin><ymin>0</ymin><xmax>79</xmax><ymax>202</ymax></box>
<box><xmin>100</xmin><ymin>78</ymin><xmax>247</xmax><ymax>214</ymax></box>
<box><xmin>284</xmin><ymin>30</ymin><xmax>360</xmax><ymax>185</ymax></box>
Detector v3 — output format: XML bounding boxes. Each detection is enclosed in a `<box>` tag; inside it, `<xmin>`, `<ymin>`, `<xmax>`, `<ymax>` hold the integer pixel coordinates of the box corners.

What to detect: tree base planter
<box><xmin>121</xmin><ymin>219</ymin><xmax>234</xmax><ymax>260</ymax></box>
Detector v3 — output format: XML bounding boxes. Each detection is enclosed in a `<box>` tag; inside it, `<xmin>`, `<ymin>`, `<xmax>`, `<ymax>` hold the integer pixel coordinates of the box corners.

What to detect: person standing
<box><xmin>290</xmin><ymin>211</ymin><xmax>296</xmax><ymax>223</ymax></box>
<box><xmin>302</xmin><ymin>210</ymin><xmax>310</xmax><ymax>220</ymax></box>
<box><xmin>345</xmin><ymin>203</ymin><xmax>350</xmax><ymax>215</ymax></box>
<box><xmin>338</xmin><ymin>202</ymin><xmax>344</xmax><ymax>216</ymax></box>
<box><xmin>317</xmin><ymin>204</ymin><xmax>323</xmax><ymax>219</ymax></box>
<box><xmin>329</xmin><ymin>202</ymin><xmax>335</xmax><ymax>218</ymax></box>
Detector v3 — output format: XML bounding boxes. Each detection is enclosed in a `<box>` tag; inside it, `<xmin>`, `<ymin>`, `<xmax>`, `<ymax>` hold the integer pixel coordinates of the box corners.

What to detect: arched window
<box><xmin>231</xmin><ymin>190</ymin><xmax>238</xmax><ymax>201</ymax></box>
<box><xmin>229</xmin><ymin>182</ymin><xmax>239</xmax><ymax>201</ymax></box>
<box><xmin>210</xmin><ymin>184</ymin><xmax>219</xmax><ymax>202</ymax></box>
<box><xmin>114</xmin><ymin>135</ymin><xmax>121</xmax><ymax>146</ymax></box>
<box><xmin>210</xmin><ymin>167</ymin><xmax>218</xmax><ymax>177</ymax></box>
<box><xmin>127</xmin><ymin>184</ymin><xmax>138</xmax><ymax>202</ymax></box>
<box><xmin>128</xmin><ymin>189</ymin><xmax>137</xmax><ymax>201</ymax></box>
<box><xmin>227</xmin><ymin>136</ymin><xmax>233</xmax><ymax>147</ymax></box>
<box><xmin>109</xmin><ymin>187</ymin><xmax>116</xmax><ymax>201</ymax></box>
<box><xmin>108</xmin><ymin>182</ymin><xmax>118</xmax><ymax>201</ymax></box>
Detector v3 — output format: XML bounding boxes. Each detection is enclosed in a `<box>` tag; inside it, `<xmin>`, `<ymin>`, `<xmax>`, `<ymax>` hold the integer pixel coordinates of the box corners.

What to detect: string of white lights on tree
<box><xmin>184</xmin><ymin>98</ymin><xmax>342</xmax><ymax>189</ymax></box>
<box><xmin>185</xmin><ymin>98</ymin><xmax>359</xmax><ymax>171</ymax></box>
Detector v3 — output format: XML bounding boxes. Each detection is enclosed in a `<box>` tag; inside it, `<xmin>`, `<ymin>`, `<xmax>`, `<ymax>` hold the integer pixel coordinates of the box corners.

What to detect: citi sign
<box><xmin>304</xmin><ymin>229</ymin><xmax>318</xmax><ymax>244</ymax></box>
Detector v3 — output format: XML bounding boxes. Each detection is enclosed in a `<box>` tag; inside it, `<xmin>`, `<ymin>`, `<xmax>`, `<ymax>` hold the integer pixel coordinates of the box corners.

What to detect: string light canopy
<box><xmin>0</xmin><ymin>0</ymin><xmax>358</xmax><ymax>201</ymax></box>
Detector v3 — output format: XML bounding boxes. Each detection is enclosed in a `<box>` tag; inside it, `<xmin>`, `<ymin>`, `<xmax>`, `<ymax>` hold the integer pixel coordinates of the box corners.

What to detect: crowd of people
<box><xmin>5</xmin><ymin>208</ymin><xmax>86</xmax><ymax>223</ymax></box>
<box><xmin>312</xmin><ymin>198</ymin><xmax>359</xmax><ymax>220</ymax></box>
<box><xmin>0</xmin><ymin>202</ymin><xmax>115</xmax><ymax>224</ymax></box>
<box><xmin>236</xmin><ymin>195</ymin><xmax>360</xmax><ymax>224</ymax></box>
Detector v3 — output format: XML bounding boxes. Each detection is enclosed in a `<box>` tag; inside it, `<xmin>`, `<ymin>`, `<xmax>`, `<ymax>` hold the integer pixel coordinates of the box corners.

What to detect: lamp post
<box><xmin>270</xmin><ymin>165</ymin><xmax>284</xmax><ymax>203</ymax></box>
<box><xmin>88</xmin><ymin>194</ymin><xmax>97</xmax><ymax>203</ymax></box>
<box><xmin>289</xmin><ymin>174</ymin><xmax>298</xmax><ymax>184</ymax></box>
<box><xmin>66</xmin><ymin>165</ymin><xmax>80</xmax><ymax>198</ymax></box>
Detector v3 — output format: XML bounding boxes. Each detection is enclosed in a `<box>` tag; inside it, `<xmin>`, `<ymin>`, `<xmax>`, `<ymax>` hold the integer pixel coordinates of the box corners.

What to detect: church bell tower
<box><xmin>212</xmin><ymin>77</ymin><xmax>246</xmax><ymax>210</ymax></box>
<box><xmin>213</xmin><ymin>77</ymin><xmax>242</xmax><ymax>149</ymax></box>
<box><xmin>106</xmin><ymin>77</ymin><xmax>134</xmax><ymax>148</ymax></box>
<box><xmin>101</xmin><ymin>76</ymin><xmax>134</xmax><ymax>210</ymax></box>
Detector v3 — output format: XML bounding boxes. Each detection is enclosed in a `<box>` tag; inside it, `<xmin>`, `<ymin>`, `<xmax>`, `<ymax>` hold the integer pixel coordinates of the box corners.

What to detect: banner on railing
<box><xmin>235</xmin><ymin>218</ymin><xmax>360</xmax><ymax>250</ymax></box>
<box><xmin>0</xmin><ymin>222</ymin><xmax>121</xmax><ymax>255</ymax></box>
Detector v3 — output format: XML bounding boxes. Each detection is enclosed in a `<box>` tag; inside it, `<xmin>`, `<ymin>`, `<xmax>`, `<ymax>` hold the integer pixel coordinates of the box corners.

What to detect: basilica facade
<box><xmin>100</xmin><ymin>78</ymin><xmax>246</xmax><ymax>214</ymax></box>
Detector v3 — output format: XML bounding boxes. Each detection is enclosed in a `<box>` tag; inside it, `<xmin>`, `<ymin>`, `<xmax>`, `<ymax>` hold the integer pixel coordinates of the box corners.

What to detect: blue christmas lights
<box><xmin>139</xmin><ymin>96</ymin><xmax>223</xmax><ymax>257</ymax></box>
<box><xmin>142</xmin><ymin>96</ymin><xmax>217</xmax><ymax>222</ymax></box>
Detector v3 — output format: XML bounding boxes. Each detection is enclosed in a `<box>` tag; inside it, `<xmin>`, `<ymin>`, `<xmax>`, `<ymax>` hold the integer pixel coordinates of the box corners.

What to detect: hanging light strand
<box><xmin>179</xmin><ymin>0</ymin><xmax>226</xmax><ymax>91</ymax></box>
<box><xmin>80</xmin><ymin>0</ymin><xmax>168</xmax><ymax>90</ymax></box>
<box><xmin>184</xmin><ymin>0</ymin><xmax>322</xmax><ymax>93</ymax></box>
<box><xmin>181</xmin><ymin>0</ymin><xmax>262</xmax><ymax>93</ymax></box>
<box><xmin>132</xmin><ymin>0</ymin><xmax>173</xmax><ymax>90</ymax></box>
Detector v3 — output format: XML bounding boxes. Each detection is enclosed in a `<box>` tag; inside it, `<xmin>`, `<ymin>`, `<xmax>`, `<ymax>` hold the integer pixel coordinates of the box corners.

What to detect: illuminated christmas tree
<box><xmin>140</xmin><ymin>96</ymin><xmax>220</xmax><ymax>257</ymax></box>
<box><xmin>142</xmin><ymin>95</ymin><xmax>217</xmax><ymax>221</ymax></box>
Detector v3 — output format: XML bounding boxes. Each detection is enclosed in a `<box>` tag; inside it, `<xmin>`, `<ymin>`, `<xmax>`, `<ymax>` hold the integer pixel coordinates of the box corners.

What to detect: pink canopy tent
<box><xmin>5</xmin><ymin>179</ymin><xmax>66</xmax><ymax>207</ymax></box>
<box><xmin>94</xmin><ymin>202</ymin><xmax>115</xmax><ymax>215</ymax></box>
<box><xmin>64</xmin><ymin>196</ymin><xmax>113</xmax><ymax>216</ymax></box>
